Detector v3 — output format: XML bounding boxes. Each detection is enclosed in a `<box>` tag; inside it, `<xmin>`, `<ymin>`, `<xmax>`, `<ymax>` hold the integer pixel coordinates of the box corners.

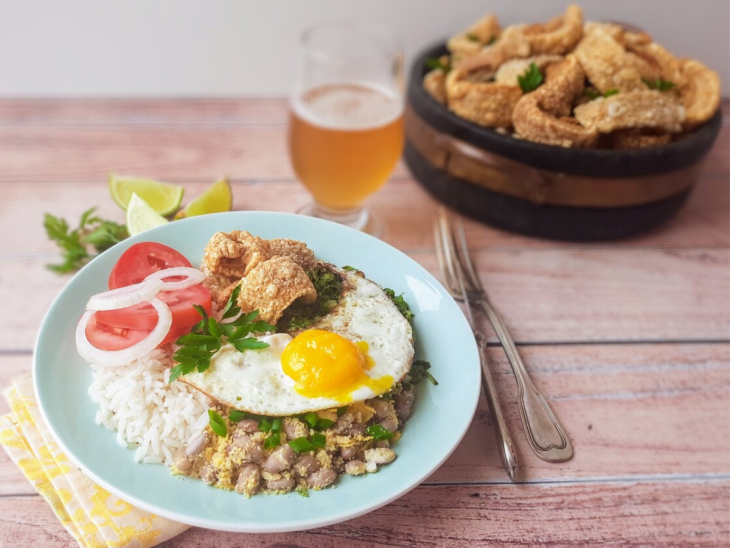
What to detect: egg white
<box><xmin>181</xmin><ymin>268</ymin><xmax>414</xmax><ymax>415</ymax></box>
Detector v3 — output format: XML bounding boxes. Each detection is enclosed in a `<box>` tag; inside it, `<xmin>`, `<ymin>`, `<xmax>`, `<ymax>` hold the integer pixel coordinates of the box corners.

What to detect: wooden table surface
<box><xmin>0</xmin><ymin>99</ymin><xmax>728</xmax><ymax>547</ymax></box>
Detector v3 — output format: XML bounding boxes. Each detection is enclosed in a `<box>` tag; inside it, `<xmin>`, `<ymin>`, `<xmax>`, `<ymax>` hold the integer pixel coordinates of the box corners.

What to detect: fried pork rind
<box><xmin>512</xmin><ymin>56</ymin><xmax>598</xmax><ymax>148</ymax></box>
<box><xmin>423</xmin><ymin>69</ymin><xmax>447</xmax><ymax>104</ymax></box>
<box><xmin>455</xmin><ymin>25</ymin><xmax>532</xmax><ymax>72</ymax></box>
<box><xmin>447</xmin><ymin>14</ymin><xmax>501</xmax><ymax>59</ymax></box>
<box><xmin>446</xmin><ymin>68</ymin><xmax>522</xmax><ymax>127</ymax></box>
<box><xmin>203</xmin><ymin>230</ymin><xmax>269</xmax><ymax>278</ymax></box>
<box><xmin>623</xmin><ymin>40</ymin><xmax>681</xmax><ymax>84</ymax></box>
<box><xmin>266</xmin><ymin>238</ymin><xmax>317</xmax><ymax>270</ymax></box>
<box><xmin>495</xmin><ymin>55</ymin><xmax>564</xmax><ymax>86</ymax></box>
<box><xmin>678</xmin><ymin>59</ymin><xmax>721</xmax><ymax>129</ymax></box>
<box><xmin>521</xmin><ymin>4</ymin><xmax>583</xmax><ymax>55</ymax></box>
<box><xmin>608</xmin><ymin>129</ymin><xmax>672</xmax><ymax>150</ymax></box>
<box><xmin>201</xmin><ymin>265</ymin><xmax>240</xmax><ymax>308</ymax></box>
<box><xmin>237</xmin><ymin>256</ymin><xmax>317</xmax><ymax>324</ymax></box>
<box><xmin>574</xmin><ymin>26</ymin><xmax>658</xmax><ymax>93</ymax></box>
<box><xmin>573</xmin><ymin>90</ymin><xmax>685</xmax><ymax>134</ymax></box>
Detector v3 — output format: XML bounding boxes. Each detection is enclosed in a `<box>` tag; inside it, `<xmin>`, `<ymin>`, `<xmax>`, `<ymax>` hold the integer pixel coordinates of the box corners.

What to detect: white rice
<box><xmin>88</xmin><ymin>348</ymin><xmax>211</xmax><ymax>465</ymax></box>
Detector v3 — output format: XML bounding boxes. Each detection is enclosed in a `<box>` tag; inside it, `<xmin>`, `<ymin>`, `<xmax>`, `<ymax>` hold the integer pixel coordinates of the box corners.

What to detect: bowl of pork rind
<box><xmin>404</xmin><ymin>4</ymin><xmax>722</xmax><ymax>240</ymax></box>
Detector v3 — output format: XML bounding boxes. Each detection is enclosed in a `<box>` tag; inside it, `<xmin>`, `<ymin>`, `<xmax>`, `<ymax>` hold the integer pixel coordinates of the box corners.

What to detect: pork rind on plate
<box><xmin>203</xmin><ymin>230</ymin><xmax>269</xmax><ymax>278</ymax></box>
<box><xmin>237</xmin><ymin>256</ymin><xmax>317</xmax><ymax>324</ymax></box>
<box><xmin>266</xmin><ymin>238</ymin><xmax>317</xmax><ymax>271</ymax></box>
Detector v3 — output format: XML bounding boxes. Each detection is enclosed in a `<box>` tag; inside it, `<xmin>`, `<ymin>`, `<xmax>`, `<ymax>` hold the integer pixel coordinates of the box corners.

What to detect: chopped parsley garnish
<box><xmin>44</xmin><ymin>207</ymin><xmax>128</xmax><ymax>273</ymax></box>
<box><xmin>228</xmin><ymin>410</ymin><xmax>247</xmax><ymax>422</ymax></box>
<box><xmin>408</xmin><ymin>360</ymin><xmax>439</xmax><ymax>387</ymax></box>
<box><xmin>169</xmin><ymin>286</ymin><xmax>275</xmax><ymax>383</ymax></box>
<box><xmin>366</xmin><ymin>424</ymin><xmax>394</xmax><ymax>440</ymax></box>
<box><xmin>296</xmin><ymin>486</ymin><xmax>310</xmax><ymax>498</ymax></box>
<box><xmin>208</xmin><ymin>410</ymin><xmax>227</xmax><ymax>437</ymax></box>
<box><xmin>288</xmin><ymin>437</ymin><xmax>315</xmax><ymax>453</ymax></box>
<box><xmin>518</xmin><ymin>63</ymin><xmax>544</xmax><ymax>93</ymax></box>
<box><xmin>466</xmin><ymin>32</ymin><xmax>479</xmax><ymax>42</ymax></box>
<box><xmin>642</xmin><ymin>77</ymin><xmax>676</xmax><ymax>91</ymax></box>
<box><xmin>384</xmin><ymin>288</ymin><xmax>414</xmax><ymax>325</ymax></box>
<box><xmin>425</xmin><ymin>57</ymin><xmax>451</xmax><ymax>73</ymax></box>
<box><xmin>278</xmin><ymin>267</ymin><xmax>343</xmax><ymax>332</ymax></box>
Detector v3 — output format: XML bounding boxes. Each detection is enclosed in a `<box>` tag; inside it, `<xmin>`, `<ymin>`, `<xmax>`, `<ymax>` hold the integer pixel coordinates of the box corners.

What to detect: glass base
<box><xmin>296</xmin><ymin>202</ymin><xmax>382</xmax><ymax>238</ymax></box>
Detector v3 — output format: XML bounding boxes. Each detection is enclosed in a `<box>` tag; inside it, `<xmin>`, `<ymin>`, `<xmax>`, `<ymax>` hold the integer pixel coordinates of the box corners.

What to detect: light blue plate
<box><xmin>34</xmin><ymin>212</ymin><xmax>480</xmax><ymax>533</ymax></box>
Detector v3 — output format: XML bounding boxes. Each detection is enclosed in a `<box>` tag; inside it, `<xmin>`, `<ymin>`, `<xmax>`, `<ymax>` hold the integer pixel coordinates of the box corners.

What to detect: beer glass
<box><xmin>288</xmin><ymin>22</ymin><xmax>404</xmax><ymax>235</ymax></box>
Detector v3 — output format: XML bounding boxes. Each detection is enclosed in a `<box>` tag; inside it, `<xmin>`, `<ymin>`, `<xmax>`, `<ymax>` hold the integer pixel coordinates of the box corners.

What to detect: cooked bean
<box><xmin>283</xmin><ymin>418</ymin><xmax>308</xmax><ymax>440</ymax></box>
<box><xmin>379</xmin><ymin>418</ymin><xmax>398</xmax><ymax>432</ymax></box>
<box><xmin>340</xmin><ymin>446</ymin><xmax>359</xmax><ymax>461</ymax></box>
<box><xmin>231</xmin><ymin>430</ymin><xmax>250</xmax><ymax>448</ymax></box>
<box><xmin>375</xmin><ymin>439</ymin><xmax>390</xmax><ymax>449</ymax></box>
<box><xmin>346</xmin><ymin>423</ymin><xmax>366</xmax><ymax>436</ymax></box>
<box><xmin>345</xmin><ymin>460</ymin><xmax>366</xmax><ymax>476</ymax></box>
<box><xmin>235</xmin><ymin>464</ymin><xmax>261</xmax><ymax>496</ymax></box>
<box><xmin>307</xmin><ymin>468</ymin><xmax>337</xmax><ymax>489</ymax></box>
<box><xmin>263</xmin><ymin>444</ymin><xmax>296</xmax><ymax>473</ymax></box>
<box><xmin>200</xmin><ymin>464</ymin><xmax>218</xmax><ymax>485</ymax></box>
<box><xmin>236</xmin><ymin>419</ymin><xmax>259</xmax><ymax>434</ymax></box>
<box><xmin>364</xmin><ymin>448</ymin><xmax>396</xmax><ymax>465</ymax></box>
<box><xmin>185</xmin><ymin>433</ymin><xmax>207</xmax><ymax>457</ymax></box>
<box><xmin>365</xmin><ymin>461</ymin><xmax>377</xmax><ymax>474</ymax></box>
<box><xmin>369</xmin><ymin>399</ymin><xmax>391</xmax><ymax>418</ymax></box>
<box><xmin>243</xmin><ymin>442</ymin><xmax>265</xmax><ymax>463</ymax></box>
<box><xmin>332</xmin><ymin>414</ymin><xmax>353</xmax><ymax>434</ymax></box>
<box><xmin>266</xmin><ymin>476</ymin><xmax>295</xmax><ymax>492</ymax></box>
<box><xmin>395</xmin><ymin>390</ymin><xmax>415</xmax><ymax>422</ymax></box>
<box><xmin>173</xmin><ymin>451</ymin><xmax>193</xmax><ymax>472</ymax></box>
<box><xmin>293</xmin><ymin>455</ymin><xmax>321</xmax><ymax>476</ymax></box>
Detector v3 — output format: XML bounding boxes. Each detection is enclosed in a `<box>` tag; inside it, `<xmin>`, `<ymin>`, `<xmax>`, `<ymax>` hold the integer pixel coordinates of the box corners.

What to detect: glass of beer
<box><xmin>288</xmin><ymin>22</ymin><xmax>404</xmax><ymax>235</ymax></box>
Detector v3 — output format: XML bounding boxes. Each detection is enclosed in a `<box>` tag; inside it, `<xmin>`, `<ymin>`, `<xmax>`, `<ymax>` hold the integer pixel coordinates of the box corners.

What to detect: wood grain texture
<box><xmin>0</xmin><ymin>174</ymin><xmax>728</xmax><ymax>258</ymax></box>
<box><xmin>0</xmin><ymin>481</ymin><xmax>728</xmax><ymax>547</ymax></box>
<box><xmin>2</xmin><ymin>343</ymin><xmax>728</xmax><ymax>496</ymax></box>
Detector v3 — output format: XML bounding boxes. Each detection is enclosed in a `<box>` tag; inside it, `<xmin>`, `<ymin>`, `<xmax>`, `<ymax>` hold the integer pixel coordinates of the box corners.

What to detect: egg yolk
<box><xmin>281</xmin><ymin>330</ymin><xmax>392</xmax><ymax>402</ymax></box>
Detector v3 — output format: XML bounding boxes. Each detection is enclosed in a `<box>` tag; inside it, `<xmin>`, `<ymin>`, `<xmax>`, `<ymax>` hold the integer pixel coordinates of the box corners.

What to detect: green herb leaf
<box><xmin>603</xmin><ymin>88</ymin><xmax>619</xmax><ymax>97</ymax></box>
<box><xmin>208</xmin><ymin>410</ymin><xmax>227</xmax><ymax>437</ymax></box>
<box><xmin>314</xmin><ymin>418</ymin><xmax>335</xmax><ymax>431</ymax></box>
<box><xmin>288</xmin><ymin>437</ymin><xmax>315</xmax><ymax>453</ymax></box>
<box><xmin>366</xmin><ymin>424</ymin><xmax>394</xmax><ymax>440</ymax></box>
<box><xmin>384</xmin><ymin>288</ymin><xmax>414</xmax><ymax>325</ymax></box>
<box><xmin>409</xmin><ymin>359</ymin><xmax>439</xmax><ymax>386</ymax></box>
<box><xmin>230</xmin><ymin>338</ymin><xmax>270</xmax><ymax>352</ymax></box>
<box><xmin>336</xmin><ymin>406</ymin><xmax>349</xmax><ymax>417</ymax></box>
<box><xmin>271</xmin><ymin>418</ymin><xmax>282</xmax><ymax>434</ymax></box>
<box><xmin>277</xmin><ymin>267</ymin><xmax>344</xmax><ymax>332</ymax></box>
<box><xmin>296</xmin><ymin>487</ymin><xmax>310</xmax><ymax>498</ymax></box>
<box><xmin>342</xmin><ymin>265</ymin><xmax>358</xmax><ymax>272</ymax></box>
<box><xmin>425</xmin><ymin>57</ymin><xmax>451</xmax><ymax>73</ymax></box>
<box><xmin>208</xmin><ymin>317</ymin><xmax>222</xmax><ymax>338</ymax></box>
<box><xmin>466</xmin><ymin>32</ymin><xmax>479</xmax><ymax>42</ymax></box>
<box><xmin>642</xmin><ymin>77</ymin><xmax>676</xmax><ymax>91</ymax></box>
<box><xmin>259</xmin><ymin>419</ymin><xmax>272</xmax><ymax>433</ymax></box>
<box><xmin>220</xmin><ymin>284</ymin><xmax>242</xmax><ymax>319</ymax></box>
<box><xmin>303</xmin><ymin>412</ymin><xmax>319</xmax><ymax>428</ymax></box>
<box><xmin>310</xmin><ymin>433</ymin><xmax>326</xmax><ymax>448</ymax></box>
<box><xmin>518</xmin><ymin>63</ymin><xmax>544</xmax><ymax>93</ymax></box>
<box><xmin>229</xmin><ymin>410</ymin><xmax>247</xmax><ymax>422</ymax></box>
<box><xmin>583</xmin><ymin>88</ymin><xmax>600</xmax><ymax>100</ymax></box>
<box><xmin>264</xmin><ymin>433</ymin><xmax>281</xmax><ymax>449</ymax></box>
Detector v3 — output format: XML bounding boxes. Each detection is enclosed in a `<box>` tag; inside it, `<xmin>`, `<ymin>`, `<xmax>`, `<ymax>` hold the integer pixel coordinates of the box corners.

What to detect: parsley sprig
<box><xmin>518</xmin><ymin>63</ymin><xmax>544</xmax><ymax>93</ymax></box>
<box><xmin>169</xmin><ymin>285</ymin><xmax>275</xmax><ymax>383</ymax></box>
<box><xmin>642</xmin><ymin>77</ymin><xmax>676</xmax><ymax>91</ymax></box>
<box><xmin>43</xmin><ymin>207</ymin><xmax>128</xmax><ymax>273</ymax></box>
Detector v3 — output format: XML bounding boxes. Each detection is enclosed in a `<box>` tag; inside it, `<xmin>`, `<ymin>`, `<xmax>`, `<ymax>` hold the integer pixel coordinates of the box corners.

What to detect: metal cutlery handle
<box><xmin>477</xmin><ymin>298</ymin><xmax>573</xmax><ymax>463</ymax></box>
<box><xmin>474</xmin><ymin>332</ymin><xmax>519</xmax><ymax>481</ymax></box>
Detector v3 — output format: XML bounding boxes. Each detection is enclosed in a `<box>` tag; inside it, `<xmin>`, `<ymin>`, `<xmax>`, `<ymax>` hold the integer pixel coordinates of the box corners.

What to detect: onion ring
<box><xmin>85</xmin><ymin>279</ymin><xmax>163</xmax><ymax>311</ymax></box>
<box><xmin>145</xmin><ymin>267</ymin><xmax>206</xmax><ymax>291</ymax></box>
<box><xmin>76</xmin><ymin>298</ymin><xmax>173</xmax><ymax>366</ymax></box>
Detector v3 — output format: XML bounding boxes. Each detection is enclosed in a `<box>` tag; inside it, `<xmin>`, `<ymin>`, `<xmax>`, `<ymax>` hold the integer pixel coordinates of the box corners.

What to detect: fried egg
<box><xmin>181</xmin><ymin>269</ymin><xmax>414</xmax><ymax>415</ymax></box>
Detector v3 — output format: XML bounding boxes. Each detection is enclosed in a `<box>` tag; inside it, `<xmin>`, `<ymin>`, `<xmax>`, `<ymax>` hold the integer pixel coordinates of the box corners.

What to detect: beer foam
<box><xmin>292</xmin><ymin>84</ymin><xmax>403</xmax><ymax>131</ymax></box>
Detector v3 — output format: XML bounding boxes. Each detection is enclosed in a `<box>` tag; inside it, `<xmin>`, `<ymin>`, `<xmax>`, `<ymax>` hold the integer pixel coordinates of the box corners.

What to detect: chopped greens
<box><xmin>208</xmin><ymin>410</ymin><xmax>227</xmax><ymax>437</ymax></box>
<box><xmin>296</xmin><ymin>486</ymin><xmax>310</xmax><ymax>498</ymax></box>
<box><xmin>466</xmin><ymin>33</ymin><xmax>479</xmax><ymax>42</ymax></box>
<box><xmin>584</xmin><ymin>88</ymin><xmax>619</xmax><ymax>100</ymax></box>
<box><xmin>342</xmin><ymin>265</ymin><xmax>359</xmax><ymax>272</ymax></box>
<box><xmin>310</xmin><ymin>433</ymin><xmax>326</xmax><ymax>448</ymax></box>
<box><xmin>44</xmin><ymin>207</ymin><xmax>128</xmax><ymax>273</ymax></box>
<box><xmin>259</xmin><ymin>418</ymin><xmax>272</xmax><ymax>433</ymax></box>
<box><xmin>425</xmin><ymin>57</ymin><xmax>451</xmax><ymax>73</ymax></box>
<box><xmin>487</xmin><ymin>35</ymin><xmax>498</xmax><ymax>45</ymax></box>
<box><xmin>278</xmin><ymin>267</ymin><xmax>343</xmax><ymax>332</ymax></box>
<box><xmin>228</xmin><ymin>410</ymin><xmax>247</xmax><ymax>422</ymax></box>
<box><xmin>336</xmin><ymin>406</ymin><xmax>349</xmax><ymax>417</ymax></box>
<box><xmin>384</xmin><ymin>288</ymin><xmax>414</xmax><ymax>325</ymax></box>
<box><xmin>366</xmin><ymin>424</ymin><xmax>394</xmax><ymax>440</ymax></box>
<box><xmin>518</xmin><ymin>63</ymin><xmax>544</xmax><ymax>93</ymax></box>
<box><xmin>271</xmin><ymin>418</ymin><xmax>283</xmax><ymax>434</ymax></box>
<box><xmin>303</xmin><ymin>412</ymin><xmax>319</xmax><ymax>428</ymax></box>
<box><xmin>642</xmin><ymin>77</ymin><xmax>676</xmax><ymax>91</ymax></box>
<box><xmin>603</xmin><ymin>88</ymin><xmax>619</xmax><ymax>97</ymax></box>
<box><xmin>169</xmin><ymin>290</ymin><xmax>275</xmax><ymax>383</ymax></box>
<box><xmin>264</xmin><ymin>433</ymin><xmax>281</xmax><ymax>449</ymax></box>
<box><xmin>288</xmin><ymin>436</ymin><xmax>315</xmax><ymax>453</ymax></box>
<box><xmin>408</xmin><ymin>360</ymin><xmax>439</xmax><ymax>387</ymax></box>
<box><xmin>314</xmin><ymin>418</ymin><xmax>335</xmax><ymax>431</ymax></box>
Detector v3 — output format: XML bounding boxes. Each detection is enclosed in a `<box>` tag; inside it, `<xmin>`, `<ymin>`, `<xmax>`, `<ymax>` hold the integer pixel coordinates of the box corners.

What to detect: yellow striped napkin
<box><xmin>0</xmin><ymin>374</ymin><xmax>190</xmax><ymax>548</ymax></box>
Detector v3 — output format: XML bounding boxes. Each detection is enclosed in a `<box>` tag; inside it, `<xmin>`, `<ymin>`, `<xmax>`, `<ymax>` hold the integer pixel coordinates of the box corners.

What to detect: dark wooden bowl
<box><xmin>404</xmin><ymin>43</ymin><xmax>723</xmax><ymax>241</ymax></box>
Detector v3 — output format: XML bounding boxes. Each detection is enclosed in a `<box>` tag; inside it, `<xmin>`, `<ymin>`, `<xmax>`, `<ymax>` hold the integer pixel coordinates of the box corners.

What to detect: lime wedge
<box><xmin>109</xmin><ymin>173</ymin><xmax>184</xmax><ymax>216</ymax></box>
<box><xmin>126</xmin><ymin>193</ymin><xmax>170</xmax><ymax>236</ymax></box>
<box><xmin>175</xmin><ymin>178</ymin><xmax>232</xmax><ymax>219</ymax></box>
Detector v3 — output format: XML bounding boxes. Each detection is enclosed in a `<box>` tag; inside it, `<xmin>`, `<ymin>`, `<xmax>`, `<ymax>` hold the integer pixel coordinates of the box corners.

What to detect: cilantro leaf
<box><xmin>642</xmin><ymin>77</ymin><xmax>676</xmax><ymax>91</ymax></box>
<box><xmin>518</xmin><ymin>63</ymin><xmax>543</xmax><ymax>93</ymax></box>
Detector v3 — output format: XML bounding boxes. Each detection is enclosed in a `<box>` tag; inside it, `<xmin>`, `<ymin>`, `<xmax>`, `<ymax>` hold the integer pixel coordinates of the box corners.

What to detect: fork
<box><xmin>434</xmin><ymin>214</ymin><xmax>519</xmax><ymax>481</ymax></box>
<box><xmin>435</xmin><ymin>208</ymin><xmax>573</xmax><ymax>463</ymax></box>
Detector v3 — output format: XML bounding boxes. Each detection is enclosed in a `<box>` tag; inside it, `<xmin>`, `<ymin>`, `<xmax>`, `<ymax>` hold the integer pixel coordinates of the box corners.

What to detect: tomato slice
<box><xmin>109</xmin><ymin>242</ymin><xmax>192</xmax><ymax>289</ymax></box>
<box><xmin>96</xmin><ymin>284</ymin><xmax>212</xmax><ymax>331</ymax></box>
<box><xmin>86</xmin><ymin>314</ymin><xmax>193</xmax><ymax>351</ymax></box>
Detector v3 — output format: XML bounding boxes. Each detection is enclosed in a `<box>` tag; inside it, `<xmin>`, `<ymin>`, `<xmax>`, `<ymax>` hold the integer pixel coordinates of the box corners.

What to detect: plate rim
<box><xmin>32</xmin><ymin>211</ymin><xmax>481</xmax><ymax>533</ymax></box>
